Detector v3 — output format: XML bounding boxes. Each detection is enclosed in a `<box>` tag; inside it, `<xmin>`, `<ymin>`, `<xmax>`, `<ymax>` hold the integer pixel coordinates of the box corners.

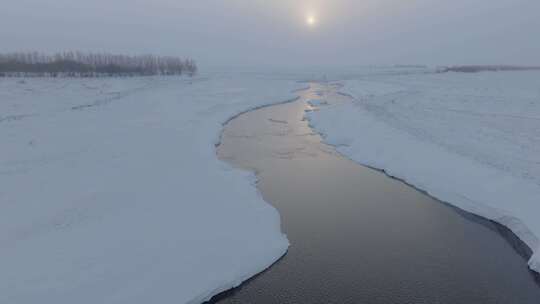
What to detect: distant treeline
<box><xmin>437</xmin><ymin>65</ymin><xmax>540</xmax><ymax>73</ymax></box>
<box><xmin>0</xmin><ymin>51</ymin><xmax>197</xmax><ymax>77</ymax></box>
<box><xmin>394</xmin><ymin>64</ymin><xmax>428</xmax><ymax>69</ymax></box>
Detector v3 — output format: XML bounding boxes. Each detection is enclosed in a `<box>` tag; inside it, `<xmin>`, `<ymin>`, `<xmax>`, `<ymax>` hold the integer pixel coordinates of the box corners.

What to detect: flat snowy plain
<box><xmin>308</xmin><ymin>69</ymin><xmax>540</xmax><ymax>273</ymax></box>
<box><xmin>0</xmin><ymin>71</ymin><xmax>304</xmax><ymax>303</ymax></box>
<box><xmin>2</xmin><ymin>68</ymin><xmax>540</xmax><ymax>303</ymax></box>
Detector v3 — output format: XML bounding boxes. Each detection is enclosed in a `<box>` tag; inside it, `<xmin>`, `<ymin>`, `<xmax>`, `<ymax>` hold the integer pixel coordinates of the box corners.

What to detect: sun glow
<box><xmin>306</xmin><ymin>15</ymin><xmax>317</xmax><ymax>27</ymax></box>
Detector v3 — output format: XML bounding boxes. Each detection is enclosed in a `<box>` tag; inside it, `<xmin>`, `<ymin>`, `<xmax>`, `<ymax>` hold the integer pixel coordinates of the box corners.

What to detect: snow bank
<box><xmin>307</xmin><ymin>71</ymin><xmax>540</xmax><ymax>273</ymax></box>
<box><xmin>0</xmin><ymin>72</ymin><xmax>302</xmax><ymax>303</ymax></box>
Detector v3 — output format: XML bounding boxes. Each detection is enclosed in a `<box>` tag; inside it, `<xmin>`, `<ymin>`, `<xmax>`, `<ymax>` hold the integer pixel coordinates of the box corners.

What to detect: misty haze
<box><xmin>1</xmin><ymin>1</ymin><xmax>540</xmax><ymax>303</ymax></box>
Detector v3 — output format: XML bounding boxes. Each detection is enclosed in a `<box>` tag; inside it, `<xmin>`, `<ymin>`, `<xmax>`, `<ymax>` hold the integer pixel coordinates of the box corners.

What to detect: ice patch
<box><xmin>308</xmin><ymin>99</ymin><xmax>328</xmax><ymax>107</ymax></box>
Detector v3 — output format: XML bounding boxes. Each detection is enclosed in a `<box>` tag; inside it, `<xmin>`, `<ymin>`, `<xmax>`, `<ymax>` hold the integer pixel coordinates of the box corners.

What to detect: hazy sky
<box><xmin>1</xmin><ymin>0</ymin><xmax>539</xmax><ymax>67</ymax></box>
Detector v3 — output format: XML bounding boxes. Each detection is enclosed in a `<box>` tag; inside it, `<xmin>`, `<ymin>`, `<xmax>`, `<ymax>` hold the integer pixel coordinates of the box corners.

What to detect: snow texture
<box><xmin>307</xmin><ymin>70</ymin><xmax>540</xmax><ymax>273</ymax></box>
<box><xmin>0</xmin><ymin>71</ymin><xmax>302</xmax><ymax>303</ymax></box>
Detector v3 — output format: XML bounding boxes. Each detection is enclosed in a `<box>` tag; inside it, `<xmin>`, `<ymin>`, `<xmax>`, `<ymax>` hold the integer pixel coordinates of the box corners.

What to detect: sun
<box><xmin>306</xmin><ymin>15</ymin><xmax>317</xmax><ymax>27</ymax></box>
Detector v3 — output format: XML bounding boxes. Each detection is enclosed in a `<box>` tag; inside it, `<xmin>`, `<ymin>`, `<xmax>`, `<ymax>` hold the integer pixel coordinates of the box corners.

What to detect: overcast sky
<box><xmin>1</xmin><ymin>0</ymin><xmax>539</xmax><ymax>67</ymax></box>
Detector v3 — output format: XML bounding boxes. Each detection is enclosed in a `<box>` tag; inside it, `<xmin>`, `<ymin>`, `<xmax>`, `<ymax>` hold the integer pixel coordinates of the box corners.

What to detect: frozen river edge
<box><xmin>306</xmin><ymin>80</ymin><xmax>540</xmax><ymax>275</ymax></box>
<box><xmin>0</xmin><ymin>75</ymin><xmax>301</xmax><ymax>304</ymax></box>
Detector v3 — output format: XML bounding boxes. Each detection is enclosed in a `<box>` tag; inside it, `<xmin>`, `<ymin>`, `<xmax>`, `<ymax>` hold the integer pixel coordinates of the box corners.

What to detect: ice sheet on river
<box><xmin>307</xmin><ymin>70</ymin><xmax>540</xmax><ymax>272</ymax></box>
<box><xmin>0</xmin><ymin>72</ymin><xmax>302</xmax><ymax>303</ymax></box>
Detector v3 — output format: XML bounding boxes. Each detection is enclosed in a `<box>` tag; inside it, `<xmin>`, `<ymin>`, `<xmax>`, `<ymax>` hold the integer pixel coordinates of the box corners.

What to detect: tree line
<box><xmin>0</xmin><ymin>51</ymin><xmax>197</xmax><ymax>77</ymax></box>
<box><xmin>437</xmin><ymin>65</ymin><xmax>540</xmax><ymax>73</ymax></box>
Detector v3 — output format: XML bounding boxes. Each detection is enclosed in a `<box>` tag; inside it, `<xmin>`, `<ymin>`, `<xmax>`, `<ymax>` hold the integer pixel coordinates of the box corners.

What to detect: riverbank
<box><xmin>307</xmin><ymin>71</ymin><xmax>540</xmax><ymax>273</ymax></box>
<box><xmin>0</xmin><ymin>72</ymin><xmax>300</xmax><ymax>304</ymax></box>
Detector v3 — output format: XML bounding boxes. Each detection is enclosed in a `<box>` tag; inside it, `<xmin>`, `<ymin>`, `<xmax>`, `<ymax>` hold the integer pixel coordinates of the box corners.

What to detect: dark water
<box><xmin>215</xmin><ymin>83</ymin><xmax>540</xmax><ymax>304</ymax></box>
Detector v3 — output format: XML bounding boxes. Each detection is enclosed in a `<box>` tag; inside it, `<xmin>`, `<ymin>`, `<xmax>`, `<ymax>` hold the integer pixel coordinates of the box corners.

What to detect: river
<box><xmin>214</xmin><ymin>82</ymin><xmax>540</xmax><ymax>303</ymax></box>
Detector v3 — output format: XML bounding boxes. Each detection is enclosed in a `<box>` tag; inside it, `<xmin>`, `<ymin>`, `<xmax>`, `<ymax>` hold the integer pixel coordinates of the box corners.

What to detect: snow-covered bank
<box><xmin>0</xmin><ymin>72</ymin><xmax>302</xmax><ymax>303</ymax></box>
<box><xmin>307</xmin><ymin>71</ymin><xmax>540</xmax><ymax>272</ymax></box>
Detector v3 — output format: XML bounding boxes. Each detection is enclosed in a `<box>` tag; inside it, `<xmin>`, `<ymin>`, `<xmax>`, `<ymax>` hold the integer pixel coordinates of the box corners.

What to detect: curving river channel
<box><xmin>214</xmin><ymin>83</ymin><xmax>540</xmax><ymax>303</ymax></box>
